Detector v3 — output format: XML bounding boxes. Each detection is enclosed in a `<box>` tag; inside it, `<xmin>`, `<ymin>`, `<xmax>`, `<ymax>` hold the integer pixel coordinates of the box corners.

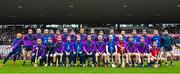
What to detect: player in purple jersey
<box><xmin>23</xmin><ymin>29</ymin><xmax>35</xmax><ymax>65</ymax></box>
<box><xmin>99</xmin><ymin>30</ymin><xmax>108</xmax><ymax>42</ymax></box>
<box><xmin>53</xmin><ymin>35</ymin><xmax>65</xmax><ymax>66</ymax></box>
<box><xmin>35</xmin><ymin>29</ymin><xmax>43</xmax><ymax>40</ymax></box>
<box><xmin>62</xmin><ymin>28</ymin><xmax>69</xmax><ymax>43</ymax></box>
<box><xmin>0</xmin><ymin>33</ymin><xmax>23</xmax><ymax>67</ymax></box>
<box><xmin>84</xmin><ymin>35</ymin><xmax>96</xmax><ymax>67</ymax></box>
<box><xmin>95</xmin><ymin>35</ymin><xmax>107</xmax><ymax>67</ymax></box>
<box><xmin>137</xmin><ymin>37</ymin><xmax>150</xmax><ymax>67</ymax></box>
<box><xmin>70</xmin><ymin>30</ymin><xmax>77</xmax><ymax>43</ymax></box>
<box><xmin>90</xmin><ymin>29</ymin><xmax>98</xmax><ymax>42</ymax></box>
<box><xmin>79</xmin><ymin>28</ymin><xmax>87</xmax><ymax>43</ymax></box>
<box><xmin>31</xmin><ymin>38</ymin><xmax>46</xmax><ymax>67</ymax></box>
<box><xmin>125</xmin><ymin>36</ymin><xmax>139</xmax><ymax>67</ymax></box>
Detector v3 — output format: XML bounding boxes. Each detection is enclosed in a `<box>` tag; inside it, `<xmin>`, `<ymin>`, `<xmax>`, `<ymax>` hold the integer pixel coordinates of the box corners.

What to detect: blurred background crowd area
<box><xmin>0</xmin><ymin>24</ymin><xmax>180</xmax><ymax>45</ymax></box>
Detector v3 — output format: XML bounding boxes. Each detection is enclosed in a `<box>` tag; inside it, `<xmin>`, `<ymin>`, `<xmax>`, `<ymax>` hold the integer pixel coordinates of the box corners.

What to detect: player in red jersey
<box><xmin>116</xmin><ymin>35</ymin><xmax>128</xmax><ymax>67</ymax></box>
<box><xmin>150</xmin><ymin>41</ymin><xmax>165</xmax><ymax>68</ymax></box>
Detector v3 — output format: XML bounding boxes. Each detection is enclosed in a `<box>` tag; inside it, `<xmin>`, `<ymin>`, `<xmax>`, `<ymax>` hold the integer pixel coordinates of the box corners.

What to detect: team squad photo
<box><xmin>0</xmin><ymin>28</ymin><xmax>178</xmax><ymax>68</ymax></box>
<box><xmin>0</xmin><ymin>1</ymin><xmax>180</xmax><ymax>73</ymax></box>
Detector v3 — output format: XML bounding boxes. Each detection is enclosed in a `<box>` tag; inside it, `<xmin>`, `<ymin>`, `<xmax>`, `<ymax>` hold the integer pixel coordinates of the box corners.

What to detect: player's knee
<box><xmin>53</xmin><ymin>54</ymin><xmax>56</xmax><ymax>58</ymax></box>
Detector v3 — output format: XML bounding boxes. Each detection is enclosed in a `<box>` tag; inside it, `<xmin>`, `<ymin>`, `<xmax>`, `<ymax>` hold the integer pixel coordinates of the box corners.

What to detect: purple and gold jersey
<box><xmin>125</xmin><ymin>42</ymin><xmax>137</xmax><ymax>53</ymax></box>
<box><xmin>32</xmin><ymin>44</ymin><xmax>46</xmax><ymax>57</ymax></box>
<box><xmin>137</xmin><ymin>42</ymin><xmax>149</xmax><ymax>53</ymax></box>
<box><xmin>55</xmin><ymin>42</ymin><xmax>65</xmax><ymax>53</ymax></box>
<box><xmin>95</xmin><ymin>41</ymin><xmax>106</xmax><ymax>53</ymax></box>
<box><xmin>80</xmin><ymin>34</ymin><xmax>87</xmax><ymax>43</ymax></box>
<box><xmin>23</xmin><ymin>34</ymin><xmax>35</xmax><ymax>46</ymax></box>
<box><xmin>84</xmin><ymin>41</ymin><xmax>95</xmax><ymax>53</ymax></box>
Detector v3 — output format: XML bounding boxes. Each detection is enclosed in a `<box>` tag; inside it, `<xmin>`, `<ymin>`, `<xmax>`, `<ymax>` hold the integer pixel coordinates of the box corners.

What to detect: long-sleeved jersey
<box><xmin>107</xmin><ymin>34</ymin><xmax>118</xmax><ymax>43</ymax></box>
<box><xmin>117</xmin><ymin>41</ymin><xmax>125</xmax><ymax>53</ymax></box>
<box><xmin>122</xmin><ymin>35</ymin><xmax>128</xmax><ymax>42</ymax></box>
<box><xmin>35</xmin><ymin>33</ymin><xmax>43</xmax><ymax>40</ymax></box>
<box><xmin>95</xmin><ymin>41</ymin><xmax>106</xmax><ymax>53</ymax></box>
<box><xmin>32</xmin><ymin>44</ymin><xmax>46</xmax><ymax>57</ymax></box>
<box><xmin>11</xmin><ymin>38</ymin><xmax>24</xmax><ymax>50</ymax></box>
<box><xmin>125</xmin><ymin>42</ymin><xmax>137</xmax><ymax>53</ymax></box>
<box><xmin>23</xmin><ymin>34</ymin><xmax>35</xmax><ymax>46</ymax></box>
<box><xmin>46</xmin><ymin>42</ymin><xmax>55</xmax><ymax>54</ymax></box>
<box><xmin>161</xmin><ymin>35</ymin><xmax>174</xmax><ymax>47</ymax></box>
<box><xmin>137</xmin><ymin>42</ymin><xmax>149</xmax><ymax>53</ymax></box>
<box><xmin>71</xmin><ymin>34</ymin><xmax>77</xmax><ymax>43</ymax></box>
<box><xmin>55</xmin><ymin>41</ymin><xmax>65</xmax><ymax>53</ymax></box>
<box><xmin>107</xmin><ymin>41</ymin><xmax>116</xmax><ymax>53</ymax></box>
<box><xmin>84</xmin><ymin>41</ymin><xmax>95</xmax><ymax>53</ymax></box>
<box><xmin>91</xmin><ymin>34</ymin><xmax>98</xmax><ymax>42</ymax></box>
<box><xmin>133</xmin><ymin>35</ymin><xmax>140</xmax><ymax>43</ymax></box>
<box><xmin>75</xmin><ymin>41</ymin><xmax>84</xmax><ymax>53</ymax></box>
<box><xmin>62</xmin><ymin>34</ymin><xmax>69</xmax><ymax>43</ymax></box>
<box><xmin>42</xmin><ymin>34</ymin><xmax>50</xmax><ymax>46</ymax></box>
<box><xmin>141</xmin><ymin>35</ymin><xmax>151</xmax><ymax>45</ymax></box>
<box><xmin>49</xmin><ymin>34</ymin><xmax>56</xmax><ymax>43</ymax></box>
<box><xmin>80</xmin><ymin>34</ymin><xmax>87</xmax><ymax>43</ymax></box>
<box><xmin>64</xmin><ymin>41</ymin><xmax>74</xmax><ymax>53</ymax></box>
<box><xmin>151</xmin><ymin>35</ymin><xmax>162</xmax><ymax>48</ymax></box>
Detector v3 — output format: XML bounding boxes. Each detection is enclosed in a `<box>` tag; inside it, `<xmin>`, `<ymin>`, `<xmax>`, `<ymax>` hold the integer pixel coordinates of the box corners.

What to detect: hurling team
<box><xmin>0</xmin><ymin>28</ymin><xmax>175</xmax><ymax>68</ymax></box>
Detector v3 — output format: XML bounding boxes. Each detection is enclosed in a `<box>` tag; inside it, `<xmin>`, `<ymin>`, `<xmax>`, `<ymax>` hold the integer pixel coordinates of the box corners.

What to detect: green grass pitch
<box><xmin>0</xmin><ymin>60</ymin><xmax>180</xmax><ymax>73</ymax></box>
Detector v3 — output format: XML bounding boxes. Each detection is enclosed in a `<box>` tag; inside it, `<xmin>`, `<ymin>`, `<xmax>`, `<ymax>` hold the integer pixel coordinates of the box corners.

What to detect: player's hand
<box><xmin>90</xmin><ymin>52</ymin><xmax>92</xmax><ymax>55</ymax></box>
<box><xmin>172</xmin><ymin>45</ymin><xmax>175</xmax><ymax>49</ymax></box>
<box><xmin>32</xmin><ymin>53</ymin><xmax>35</xmax><ymax>56</ymax></box>
<box><xmin>56</xmin><ymin>53</ymin><xmax>60</xmax><ymax>55</ymax></box>
<box><xmin>50</xmin><ymin>54</ymin><xmax>53</xmax><ymax>57</ymax></box>
<box><xmin>161</xmin><ymin>47</ymin><xmax>164</xmax><ymax>50</ymax></box>
<box><xmin>100</xmin><ymin>52</ymin><xmax>102</xmax><ymax>55</ymax></box>
<box><xmin>79</xmin><ymin>52</ymin><xmax>82</xmax><ymax>54</ymax></box>
<box><xmin>113</xmin><ymin>52</ymin><xmax>116</xmax><ymax>55</ymax></box>
<box><xmin>143</xmin><ymin>53</ymin><xmax>146</xmax><ymax>55</ymax></box>
<box><xmin>107</xmin><ymin>52</ymin><xmax>110</xmax><ymax>55</ymax></box>
<box><xmin>66</xmin><ymin>52</ymin><xmax>69</xmax><ymax>55</ymax></box>
<box><xmin>73</xmin><ymin>52</ymin><xmax>76</xmax><ymax>54</ymax></box>
<box><xmin>87</xmin><ymin>52</ymin><xmax>89</xmax><ymax>55</ymax></box>
<box><xmin>39</xmin><ymin>57</ymin><xmax>42</xmax><ymax>59</ymax></box>
<box><xmin>60</xmin><ymin>53</ymin><xmax>63</xmax><ymax>56</ymax></box>
<box><xmin>36</xmin><ymin>47</ymin><xmax>38</xmax><ymax>50</ymax></box>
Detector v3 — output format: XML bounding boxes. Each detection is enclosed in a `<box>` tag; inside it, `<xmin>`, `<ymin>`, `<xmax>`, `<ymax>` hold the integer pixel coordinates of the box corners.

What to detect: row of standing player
<box><xmin>0</xmin><ymin>28</ymin><xmax>175</xmax><ymax>68</ymax></box>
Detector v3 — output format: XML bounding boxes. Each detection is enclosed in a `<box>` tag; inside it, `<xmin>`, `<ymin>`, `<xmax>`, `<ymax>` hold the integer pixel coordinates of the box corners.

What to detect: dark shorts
<box><xmin>164</xmin><ymin>46</ymin><xmax>173</xmax><ymax>52</ymax></box>
<box><xmin>25</xmin><ymin>46</ymin><xmax>33</xmax><ymax>51</ymax></box>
